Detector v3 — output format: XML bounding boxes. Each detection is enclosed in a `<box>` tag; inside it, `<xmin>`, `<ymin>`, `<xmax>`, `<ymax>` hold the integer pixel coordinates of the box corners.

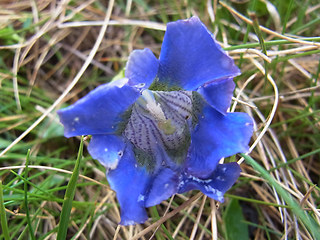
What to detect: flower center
<box><xmin>124</xmin><ymin>90</ymin><xmax>197</xmax><ymax>171</ymax></box>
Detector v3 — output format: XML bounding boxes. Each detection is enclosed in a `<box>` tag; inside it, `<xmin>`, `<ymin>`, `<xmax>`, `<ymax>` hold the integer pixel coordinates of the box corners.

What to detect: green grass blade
<box><xmin>0</xmin><ymin>180</ymin><xmax>10</xmax><ymax>240</ymax></box>
<box><xmin>57</xmin><ymin>136</ymin><xmax>84</xmax><ymax>240</ymax></box>
<box><xmin>241</xmin><ymin>153</ymin><xmax>320</xmax><ymax>240</ymax></box>
<box><xmin>223</xmin><ymin>37</ymin><xmax>320</xmax><ymax>51</ymax></box>
<box><xmin>289</xmin><ymin>17</ymin><xmax>320</xmax><ymax>35</ymax></box>
<box><xmin>150</xmin><ymin>206</ymin><xmax>174</xmax><ymax>240</ymax></box>
<box><xmin>249</xmin><ymin>12</ymin><xmax>268</xmax><ymax>85</ymax></box>
<box><xmin>269</xmin><ymin>147</ymin><xmax>320</xmax><ymax>172</ymax></box>
<box><xmin>24</xmin><ymin>149</ymin><xmax>36</xmax><ymax>240</ymax></box>
<box><xmin>281</xmin><ymin>0</ymin><xmax>294</xmax><ymax>34</ymax></box>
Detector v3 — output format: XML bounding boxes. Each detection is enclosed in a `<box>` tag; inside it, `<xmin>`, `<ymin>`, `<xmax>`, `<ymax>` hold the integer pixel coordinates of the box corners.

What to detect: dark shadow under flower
<box><xmin>57</xmin><ymin>16</ymin><xmax>254</xmax><ymax>225</ymax></box>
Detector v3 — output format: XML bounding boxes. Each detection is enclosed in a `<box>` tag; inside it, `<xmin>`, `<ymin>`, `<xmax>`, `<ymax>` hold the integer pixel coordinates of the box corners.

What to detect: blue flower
<box><xmin>58</xmin><ymin>16</ymin><xmax>253</xmax><ymax>225</ymax></box>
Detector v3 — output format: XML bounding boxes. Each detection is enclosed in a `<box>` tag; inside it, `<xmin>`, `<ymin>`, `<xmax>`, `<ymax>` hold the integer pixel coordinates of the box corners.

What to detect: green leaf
<box><xmin>223</xmin><ymin>198</ymin><xmax>249</xmax><ymax>240</ymax></box>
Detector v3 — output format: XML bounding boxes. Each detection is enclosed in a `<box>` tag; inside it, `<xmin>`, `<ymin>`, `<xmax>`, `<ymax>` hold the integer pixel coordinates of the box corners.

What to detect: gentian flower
<box><xmin>58</xmin><ymin>16</ymin><xmax>253</xmax><ymax>225</ymax></box>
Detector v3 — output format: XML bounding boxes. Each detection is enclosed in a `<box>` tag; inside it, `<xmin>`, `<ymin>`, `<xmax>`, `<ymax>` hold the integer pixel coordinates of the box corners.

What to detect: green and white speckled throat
<box><xmin>123</xmin><ymin>90</ymin><xmax>203</xmax><ymax>171</ymax></box>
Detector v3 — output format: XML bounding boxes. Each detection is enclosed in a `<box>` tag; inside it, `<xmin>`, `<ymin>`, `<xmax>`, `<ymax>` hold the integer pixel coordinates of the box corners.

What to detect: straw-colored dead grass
<box><xmin>0</xmin><ymin>0</ymin><xmax>319</xmax><ymax>239</ymax></box>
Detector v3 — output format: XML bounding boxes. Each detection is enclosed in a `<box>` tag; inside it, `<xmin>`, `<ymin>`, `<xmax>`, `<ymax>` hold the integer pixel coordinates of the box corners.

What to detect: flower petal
<box><xmin>158</xmin><ymin>16</ymin><xmax>240</xmax><ymax>90</ymax></box>
<box><xmin>125</xmin><ymin>48</ymin><xmax>159</xmax><ymax>89</ymax></box>
<box><xmin>178</xmin><ymin>162</ymin><xmax>241</xmax><ymax>202</ymax></box>
<box><xmin>145</xmin><ymin>168</ymin><xmax>179</xmax><ymax>207</ymax></box>
<box><xmin>198</xmin><ymin>77</ymin><xmax>235</xmax><ymax>115</ymax></box>
<box><xmin>57</xmin><ymin>78</ymin><xmax>140</xmax><ymax>138</ymax></box>
<box><xmin>107</xmin><ymin>143</ymin><xmax>151</xmax><ymax>225</ymax></box>
<box><xmin>88</xmin><ymin>135</ymin><xmax>125</xmax><ymax>169</ymax></box>
<box><xmin>186</xmin><ymin>105</ymin><xmax>253</xmax><ymax>178</ymax></box>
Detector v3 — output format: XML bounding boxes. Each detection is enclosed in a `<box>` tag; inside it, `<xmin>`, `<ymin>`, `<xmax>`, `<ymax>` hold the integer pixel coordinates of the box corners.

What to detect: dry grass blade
<box><xmin>189</xmin><ymin>195</ymin><xmax>207</xmax><ymax>240</ymax></box>
<box><xmin>0</xmin><ymin>165</ymin><xmax>109</xmax><ymax>188</ymax></box>
<box><xmin>0</xmin><ymin>0</ymin><xmax>115</xmax><ymax>158</ymax></box>
<box><xmin>58</xmin><ymin>19</ymin><xmax>166</xmax><ymax>31</ymax></box>
<box><xmin>1</xmin><ymin>0</ymin><xmax>319</xmax><ymax>239</ymax></box>
<box><xmin>220</xmin><ymin>1</ymin><xmax>320</xmax><ymax>47</ymax></box>
<box><xmin>131</xmin><ymin>193</ymin><xmax>203</xmax><ymax>240</ymax></box>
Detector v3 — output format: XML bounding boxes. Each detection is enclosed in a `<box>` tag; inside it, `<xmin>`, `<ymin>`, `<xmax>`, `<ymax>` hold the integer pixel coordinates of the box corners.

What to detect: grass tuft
<box><xmin>0</xmin><ymin>0</ymin><xmax>319</xmax><ymax>239</ymax></box>
<box><xmin>242</xmin><ymin>153</ymin><xmax>320</xmax><ymax>240</ymax></box>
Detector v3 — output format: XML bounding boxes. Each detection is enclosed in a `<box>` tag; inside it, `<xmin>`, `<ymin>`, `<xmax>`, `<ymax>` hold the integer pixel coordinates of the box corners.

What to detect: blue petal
<box><xmin>125</xmin><ymin>48</ymin><xmax>159</xmax><ymax>89</ymax></box>
<box><xmin>198</xmin><ymin>77</ymin><xmax>235</xmax><ymax>115</ymax></box>
<box><xmin>186</xmin><ymin>105</ymin><xmax>253</xmax><ymax>178</ymax></box>
<box><xmin>145</xmin><ymin>168</ymin><xmax>179</xmax><ymax>207</ymax></box>
<box><xmin>178</xmin><ymin>162</ymin><xmax>241</xmax><ymax>202</ymax></box>
<box><xmin>158</xmin><ymin>16</ymin><xmax>240</xmax><ymax>90</ymax></box>
<box><xmin>107</xmin><ymin>143</ymin><xmax>151</xmax><ymax>225</ymax></box>
<box><xmin>87</xmin><ymin>135</ymin><xmax>125</xmax><ymax>169</ymax></box>
<box><xmin>57</xmin><ymin>78</ymin><xmax>140</xmax><ymax>138</ymax></box>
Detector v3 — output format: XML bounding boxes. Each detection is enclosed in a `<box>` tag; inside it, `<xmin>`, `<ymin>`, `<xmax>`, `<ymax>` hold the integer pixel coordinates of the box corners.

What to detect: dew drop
<box><xmin>137</xmin><ymin>194</ymin><xmax>145</xmax><ymax>202</ymax></box>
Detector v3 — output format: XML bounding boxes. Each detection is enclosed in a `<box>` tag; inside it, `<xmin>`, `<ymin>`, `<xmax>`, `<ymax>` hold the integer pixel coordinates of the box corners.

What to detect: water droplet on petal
<box><xmin>137</xmin><ymin>194</ymin><xmax>145</xmax><ymax>202</ymax></box>
<box><xmin>118</xmin><ymin>151</ymin><xmax>123</xmax><ymax>157</ymax></box>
